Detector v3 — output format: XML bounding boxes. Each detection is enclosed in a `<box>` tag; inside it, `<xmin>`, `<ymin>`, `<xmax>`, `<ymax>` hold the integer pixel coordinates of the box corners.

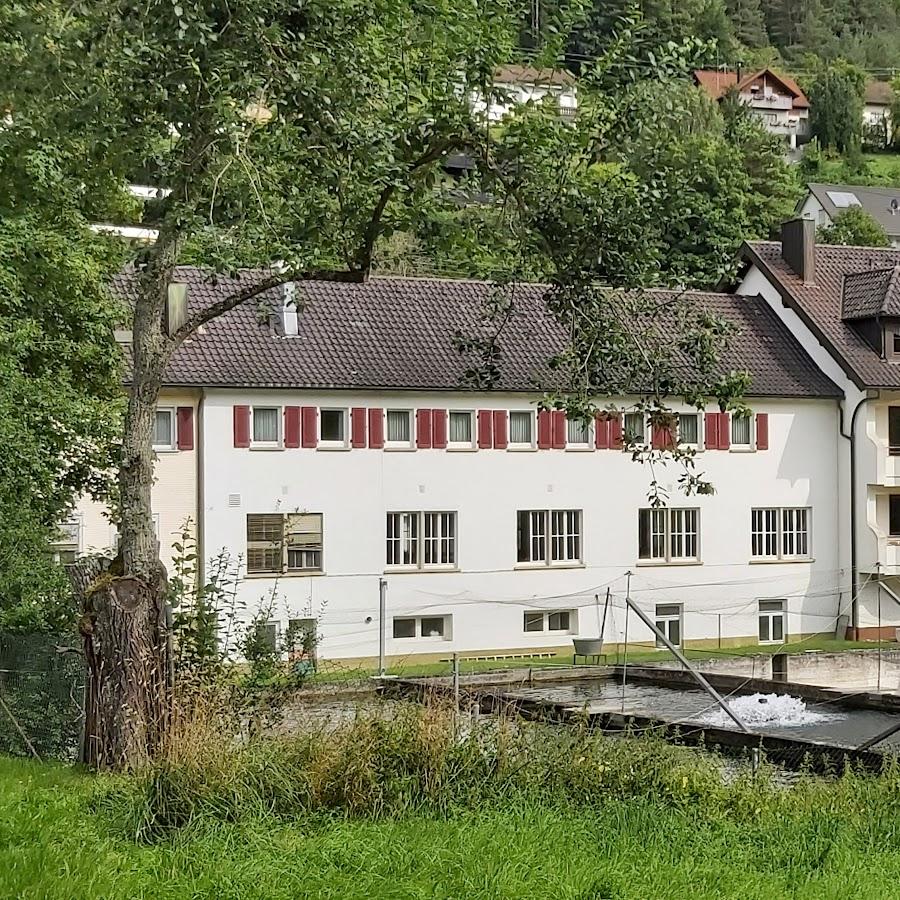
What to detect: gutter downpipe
<box><xmin>196</xmin><ymin>390</ymin><xmax>205</xmax><ymax>588</ymax></box>
<box><xmin>841</xmin><ymin>393</ymin><xmax>874</xmax><ymax>636</ymax></box>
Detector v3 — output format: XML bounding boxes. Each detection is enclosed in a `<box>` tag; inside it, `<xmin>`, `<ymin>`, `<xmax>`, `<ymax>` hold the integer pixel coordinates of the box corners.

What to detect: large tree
<box><xmin>5</xmin><ymin>1</ymin><xmax>750</xmax><ymax>769</ymax></box>
<box><xmin>807</xmin><ymin>61</ymin><xmax>866</xmax><ymax>154</ymax></box>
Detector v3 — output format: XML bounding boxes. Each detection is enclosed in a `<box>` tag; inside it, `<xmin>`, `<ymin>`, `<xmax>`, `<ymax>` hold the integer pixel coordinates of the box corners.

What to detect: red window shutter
<box><xmin>551</xmin><ymin>411</ymin><xmax>566</xmax><ymax>449</ymax></box>
<box><xmin>477</xmin><ymin>410</ymin><xmax>494</xmax><ymax>449</ymax></box>
<box><xmin>416</xmin><ymin>409</ymin><xmax>433</xmax><ymax>449</ymax></box>
<box><xmin>537</xmin><ymin>410</ymin><xmax>552</xmax><ymax>449</ymax></box>
<box><xmin>756</xmin><ymin>413</ymin><xmax>769</xmax><ymax>451</ymax></box>
<box><xmin>233</xmin><ymin>405</ymin><xmax>250</xmax><ymax>448</ymax></box>
<box><xmin>704</xmin><ymin>412</ymin><xmax>719</xmax><ymax>450</ymax></box>
<box><xmin>493</xmin><ymin>410</ymin><xmax>508</xmax><ymax>449</ymax></box>
<box><xmin>301</xmin><ymin>406</ymin><xmax>318</xmax><ymax>448</ymax></box>
<box><xmin>610</xmin><ymin>414</ymin><xmax>623</xmax><ymax>450</ymax></box>
<box><xmin>718</xmin><ymin>412</ymin><xmax>730</xmax><ymax>450</ymax></box>
<box><xmin>368</xmin><ymin>408</ymin><xmax>384</xmax><ymax>448</ymax></box>
<box><xmin>284</xmin><ymin>406</ymin><xmax>301</xmax><ymax>448</ymax></box>
<box><xmin>351</xmin><ymin>407</ymin><xmax>367</xmax><ymax>448</ymax></box>
<box><xmin>595</xmin><ymin>414</ymin><xmax>610</xmax><ymax>450</ymax></box>
<box><xmin>176</xmin><ymin>406</ymin><xmax>194</xmax><ymax>450</ymax></box>
<box><xmin>432</xmin><ymin>409</ymin><xmax>448</xmax><ymax>449</ymax></box>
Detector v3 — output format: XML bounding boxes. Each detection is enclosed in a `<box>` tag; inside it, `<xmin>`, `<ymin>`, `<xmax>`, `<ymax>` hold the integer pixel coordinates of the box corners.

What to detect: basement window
<box><xmin>392</xmin><ymin>615</ymin><xmax>451</xmax><ymax>640</ymax></box>
<box><xmin>758</xmin><ymin>600</ymin><xmax>785</xmax><ymax>645</ymax></box>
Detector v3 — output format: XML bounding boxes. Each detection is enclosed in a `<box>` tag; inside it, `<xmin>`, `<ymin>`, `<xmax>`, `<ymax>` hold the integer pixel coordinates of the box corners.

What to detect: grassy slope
<box><xmin>811</xmin><ymin>152</ymin><xmax>900</xmax><ymax>187</ymax></box>
<box><xmin>5</xmin><ymin>756</ymin><xmax>900</xmax><ymax>899</ymax></box>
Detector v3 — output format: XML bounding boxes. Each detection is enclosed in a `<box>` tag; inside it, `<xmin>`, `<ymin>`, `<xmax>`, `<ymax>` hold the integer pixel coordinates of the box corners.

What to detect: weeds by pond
<box><xmin>8</xmin><ymin>698</ymin><xmax>900</xmax><ymax>898</ymax></box>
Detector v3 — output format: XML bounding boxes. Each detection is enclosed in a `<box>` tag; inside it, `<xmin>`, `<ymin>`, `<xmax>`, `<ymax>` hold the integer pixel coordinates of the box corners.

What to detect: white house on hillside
<box><xmin>74</xmin><ymin>269</ymin><xmax>846</xmax><ymax>664</ymax></box>
<box><xmin>694</xmin><ymin>68</ymin><xmax>810</xmax><ymax>150</ymax></box>
<box><xmin>470</xmin><ymin>64</ymin><xmax>577</xmax><ymax>123</ymax></box>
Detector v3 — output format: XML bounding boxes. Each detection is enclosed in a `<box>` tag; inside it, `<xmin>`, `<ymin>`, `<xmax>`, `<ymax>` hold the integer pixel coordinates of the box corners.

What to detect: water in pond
<box><xmin>504</xmin><ymin>679</ymin><xmax>900</xmax><ymax>749</ymax></box>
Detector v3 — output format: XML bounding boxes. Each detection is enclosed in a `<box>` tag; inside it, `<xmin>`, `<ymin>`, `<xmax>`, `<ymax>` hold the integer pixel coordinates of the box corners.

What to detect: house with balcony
<box><xmin>68</xmin><ymin>266</ymin><xmax>850</xmax><ymax>664</ymax></box>
<box><xmin>738</xmin><ymin>220</ymin><xmax>900</xmax><ymax>640</ymax></box>
<box><xmin>470</xmin><ymin>64</ymin><xmax>577</xmax><ymax>123</ymax></box>
<box><xmin>694</xmin><ymin>68</ymin><xmax>810</xmax><ymax>150</ymax></box>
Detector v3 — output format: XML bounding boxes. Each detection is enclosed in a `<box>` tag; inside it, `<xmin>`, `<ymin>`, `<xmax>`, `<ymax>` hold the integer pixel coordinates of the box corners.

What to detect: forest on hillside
<box><xmin>529</xmin><ymin>1</ymin><xmax>900</xmax><ymax>72</ymax></box>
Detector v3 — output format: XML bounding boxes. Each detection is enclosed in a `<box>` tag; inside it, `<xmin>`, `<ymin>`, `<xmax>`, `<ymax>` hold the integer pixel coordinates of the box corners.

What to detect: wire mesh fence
<box><xmin>0</xmin><ymin>633</ymin><xmax>84</xmax><ymax>762</ymax></box>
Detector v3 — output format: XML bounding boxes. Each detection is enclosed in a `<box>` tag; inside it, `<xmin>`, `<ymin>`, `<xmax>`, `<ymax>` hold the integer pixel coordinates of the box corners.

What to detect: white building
<box><xmin>73</xmin><ymin>268</ymin><xmax>854</xmax><ymax>664</ymax></box>
<box><xmin>694</xmin><ymin>68</ymin><xmax>810</xmax><ymax>150</ymax></box>
<box><xmin>470</xmin><ymin>64</ymin><xmax>577</xmax><ymax>123</ymax></box>
<box><xmin>864</xmin><ymin>81</ymin><xmax>893</xmax><ymax>146</ymax></box>
<box><xmin>739</xmin><ymin>219</ymin><xmax>900</xmax><ymax>640</ymax></box>
<box><xmin>798</xmin><ymin>183</ymin><xmax>900</xmax><ymax>248</ymax></box>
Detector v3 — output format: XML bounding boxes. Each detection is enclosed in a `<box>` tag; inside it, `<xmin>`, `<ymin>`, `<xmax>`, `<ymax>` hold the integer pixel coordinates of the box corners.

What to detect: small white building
<box><xmin>694</xmin><ymin>68</ymin><xmax>810</xmax><ymax>150</ymax></box>
<box><xmin>739</xmin><ymin>220</ymin><xmax>900</xmax><ymax>640</ymax></box>
<box><xmin>864</xmin><ymin>81</ymin><xmax>894</xmax><ymax>146</ymax></box>
<box><xmin>75</xmin><ymin>269</ymin><xmax>853</xmax><ymax>664</ymax></box>
<box><xmin>470</xmin><ymin>64</ymin><xmax>577</xmax><ymax>123</ymax></box>
<box><xmin>798</xmin><ymin>183</ymin><xmax>900</xmax><ymax>247</ymax></box>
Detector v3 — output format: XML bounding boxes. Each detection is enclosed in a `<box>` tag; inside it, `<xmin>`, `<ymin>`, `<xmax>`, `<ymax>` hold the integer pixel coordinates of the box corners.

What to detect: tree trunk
<box><xmin>71</xmin><ymin>253</ymin><xmax>176</xmax><ymax>770</ymax></box>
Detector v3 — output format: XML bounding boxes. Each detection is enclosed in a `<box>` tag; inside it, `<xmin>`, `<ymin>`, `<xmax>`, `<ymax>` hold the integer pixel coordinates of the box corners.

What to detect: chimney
<box><xmin>781</xmin><ymin>218</ymin><xmax>816</xmax><ymax>283</ymax></box>
<box><xmin>282</xmin><ymin>281</ymin><xmax>298</xmax><ymax>337</ymax></box>
<box><xmin>166</xmin><ymin>282</ymin><xmax>188</xmax><ymax>336</ymax></box>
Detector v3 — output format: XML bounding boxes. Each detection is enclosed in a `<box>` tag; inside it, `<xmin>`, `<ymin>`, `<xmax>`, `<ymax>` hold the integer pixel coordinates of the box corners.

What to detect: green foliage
<box><xmin>819</xmin><ymin>206</ymin><xmax>892</xmax><ymax>247</ymax></box>
<box><xmin>807</xmin><ymin>61</ymin><xmax>866</xmax><ymax>154</ymax></box>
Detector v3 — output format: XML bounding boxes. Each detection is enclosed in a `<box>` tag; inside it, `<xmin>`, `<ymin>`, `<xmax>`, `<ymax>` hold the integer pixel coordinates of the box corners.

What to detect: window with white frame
<box><xmin>509</xmin><ymin>411</ymin><xmax>534</xmax><ymax>447</ymax></box>
<box><xmin>678</xmin><ymin>413</ymin><xmax>699</xmax><ymax>447</ymax></box>
<box><xmin>638</xmin><ymin>509</ymin><xmax>700</xmax><ymax>563</ymax></box>
<box><xmin>253</xmin><ymin>620</ymin><xmax>279</xmax><ymax>653</ymax></box>
<box><xmin>50</xmin><ymin>519</ymin><xmax>81</xmax><ymax>563</ymax></box>
<box><xmin>517</xmin><ymin>510</ymin><xmax>582</xmax><ymax>566</ymax></box>
<box><xmin>252</xmin><ymin>406</ymin><xmax>281</xmax><ymax>446</ymax></box>
<box><xmin>730</xmin><ymin>414</ymin><xmax>752</xmax><ymax>448</ymax></box>
<box><xmin>386</xmin><ymin>512</ymin><xmax>456</xmax><ymax>569</ymax></box>
<box><xmin>385</xmin><ymin>409</ymin><xmax>413</xmax><ymax>446</ymax></box>
<box><xmin>153</xmin><ymin>407</ymin><xmax>175</xmax><ymax>449</ymax></box>
<box><xmin>891</xmin><ymin>495</ymin><xmax>900</xmax><ymax>538</ymax></box>
<box><xmin>246</xmin><ymin>512</ymin><xmax>323</xmax><ymax>574</ymax></box>
<box><xmin>319</xmin><ymin>408</ymin><xmax>347</xmax><ymax>446</ymax></box>
<box><xmin>566</xmin><ymin>417</ymin><xmax>590</xmax><ymax>447</ymax></box>
<box><xmin>750</xmin><ymin>508</ymin><xmax>810</xmax><ymax>560</ymax></box>
<box><xmin>523</xmin><ymin>610</ymin><xmax>574</xmax><ymax>633</ymax></box>
<box><xmin>890</xmin><ymin>407</ymin><xmax>900</xmax><ymax>456</ymax></box>
<box><xmin>392</xmin><ymin>615</ymin><xmax>451</xmax><ymax>639</ymax></box>
<box><xmin>654</xmin><ymin>603</ymin><xmax>683</xmax><ymax>648</ymax></box>
<box><xmin>448</xmin><ymin>411</ymin><xmax>474</xmax><ymax>448</ymax></box>
<box><xmin>624</xmin><ymin>412</ymin><xmax>646</xmax><ymax>445</ymax></box>
<box><xmin>758</xmin><ymin>600</ymin><xmax>785</xmax><ymax>644</ymax></box>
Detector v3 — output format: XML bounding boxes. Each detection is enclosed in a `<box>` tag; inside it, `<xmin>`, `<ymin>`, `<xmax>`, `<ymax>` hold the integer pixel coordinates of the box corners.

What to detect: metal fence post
<box><xmin>378</xmin><ymin>578</ymin><xmax>387</xmax><ymax>677</ymax></box>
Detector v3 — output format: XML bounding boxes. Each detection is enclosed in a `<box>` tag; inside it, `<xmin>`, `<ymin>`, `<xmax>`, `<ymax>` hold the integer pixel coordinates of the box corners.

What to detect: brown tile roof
<box><xmin>693</xmin><ymin>68</ymin><xmax>809</xmax><ymax>108</ymax></box>
<box><xmin>866</xmin><ymin>80</ymin><xmax>894</xmax><ymax>106</ymax></box>
<box><xmin>743</xmin><ymin>241</ymin><xmax>900</xmax><ymax>388</ymax></box>
<box><xmin>494</xmin><ymin>64</ymin><xmax>575</xmax><ymax>87</ymax></box>
<box><xmin>842</xmin><ymin>267</ymin><xmax>900</xmax><ymax>320</ymax></box>
<box><xmin>112</xmin><ymin>270</ymin><xmax>839</xmax><ymax>398</ymax></box>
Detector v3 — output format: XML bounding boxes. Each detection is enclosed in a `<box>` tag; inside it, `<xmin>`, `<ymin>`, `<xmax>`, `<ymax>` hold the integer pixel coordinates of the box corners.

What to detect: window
<box><xmin>50</xmin><ymin>519</ymin><xmax>80</xmax><ymax>564</ymax></box>
<box><xmin>319</xmin><ymin>409</ymin><xmax>347</xmax><ymax>446</ymax></box>
<box><xmin>517</xmin><ymin>510</ymin><xmax>582</xmax><ymax>566</ymax></box>
<box><xmin>246</xmin><ymin>513</ymin><xmax>324</xmax><ymax>574</ymax></box>
<box><xmin>654</xmin><ymin>604</ymin><xmax>683</xmax><ymax>648</ymax></box>
<box><xmin>678</xmin><ymin>413</ymin><xmax>699</xmax><ymax>446</ymax></box>
<box><xmin>252</xmin><ymin>406</ymin><xmax>280</xmax><ymax>446</ymax></box>
<box><xmin>890</xmin><ymin>407</ymin><xmax>900</xmax><ymax>456</ymax></box>
<box><xmin>153</xmin><ymin>408</ymin><xmax>175</xmax><ymax>449</ymax></box>
<box><xmin>509</xmin><ymin>411</ymin><xmax>534</xmax><ymax>447</ymax></box>
<box><xmin>624</xmin><ymin>412</ymin><xmax>646</xmax><ymax>444</ymax></box>
<box><xmin>386</xmin><ymin>409</ymin><xmax>412</xmax><ymax>446</ymax></box>
<box><xmin>523</xmin><ymin>610</ymin><xmax>574</xmax><ymax>632</ymax></box>
<box><xmin>638</xmin><ymin>509</ymin><xmax>700</xmax><ymax>563</ymax></box>
<box><xmin>449</xmin><ymin>411</ymin><xmax>474</xmax><ymax>447</ymax></box>
<box><xmin>566</xmin><ymin>417</ymin><xmax>590</xmax><ymax>447</ymax></box>
<box><xmin>392</xmin><ymin>615</ymin><xmax>451</xmax><ymax>640</ymax></box>
<box><xmin>891</xmin><ymin>495</ymin><xmax>900</xmax><ymax>537</ymax></box>
<box><xmin>286</xmin><ymin>618</ymin><xmax>317</xmax><ymax>657</ymax></box>
<box><xmin>731</xmin><ymin>414</ymin><xmax>752</xmax><ymax>448</ymax></box>
<box><xmin>386</xmin><ymin>512</ymin><xmax>456</xmax><ymax>569</ymax></box>
<box><xmin>751</xmin><ymin>508</ymin><xmax>810</xmax><ymax>560</ymax></box>
<box><xmin>758</xmin><ymin>600</ymin><xmax>785</xmax><ymax>644</ymax></box>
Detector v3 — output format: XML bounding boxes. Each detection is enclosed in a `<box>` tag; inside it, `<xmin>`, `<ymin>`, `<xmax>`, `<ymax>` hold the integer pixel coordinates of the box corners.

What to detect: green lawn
<box><xmin>810</xmin><ymin>151</ymin><xmax>900</xmax><ymax>187</ymax></box>
<box><xmin>6</xmin><ymin>755</ymin><xmax>900</xmax><ymax>899</ymax></box>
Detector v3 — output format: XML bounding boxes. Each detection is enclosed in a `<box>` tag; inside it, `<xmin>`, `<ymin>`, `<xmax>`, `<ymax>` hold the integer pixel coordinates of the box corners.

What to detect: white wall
<box><xmin>798</xmin><ymin>194</ymin><xmax>831</xmax><ymax>228</ymax></box>
<box><xmin>74</xmin><ymin>389</ymin><xmax>199</xmax><ymax>575</ymax></box>
<box><xmin>201</xmin><ymin>389</ymin><xmax>840</xmax><ymax>660</ymax></box>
